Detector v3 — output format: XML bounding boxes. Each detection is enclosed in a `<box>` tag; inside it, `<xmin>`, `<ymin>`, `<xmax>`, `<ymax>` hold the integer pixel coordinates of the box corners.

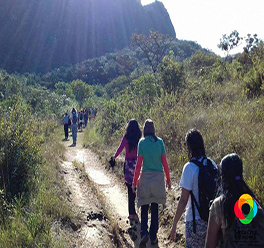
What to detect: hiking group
<box><xmin>63</xmin><ymin>107</ymin><xmax>97</xmax><ymax>146</ymax></box>
<box><xmin>112</xmin><ymin>119</ymin><xmax>264</xmax><ymax>248</ymax></box>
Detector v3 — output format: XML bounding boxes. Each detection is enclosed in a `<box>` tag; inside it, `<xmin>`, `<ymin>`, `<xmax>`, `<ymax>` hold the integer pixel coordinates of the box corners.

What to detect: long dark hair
<box><xmin>185</xmin><ymin>129</ymin><xmax>206</xmax><ymax>159</ymax></box>
<box><xmin>143</xmin><ymin>119</ymin><xmax>157</xmax><ymax>142</ymax></box>
<box><xmin>124</xmin><ymin>119</ymin><xmax>142</xmax><ymax>152</ymax></box>
<box><xmin>220</xmin><ymin>153</ymin><xmax>262</xmax><ymax>228</ymax></box>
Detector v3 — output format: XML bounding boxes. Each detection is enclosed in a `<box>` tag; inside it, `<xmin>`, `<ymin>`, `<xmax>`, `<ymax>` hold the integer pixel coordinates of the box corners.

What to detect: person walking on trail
<box><xmin>68</xmin><ymin>115</ymin><xmax>71</xmax><ymax>134</ymax></box>
<box><xmin>132</xmin><ymin>119</ymin><xmax>171</xmax><ymax>247</ymax></box>
<box><xmin>70</xmin><ymin>108</ymin><xmax>78</xmax><ymax>146</ymax></box>
<box><xmin>112</xmin><ymin>119</ymin><xmax>142</xmax><ymax>221</ymax></box>
<box><xmin>169</xmin><ymin>129</ymin><xmax>217</xmax><ymax>248</ymax></box>
<box><xmin>77</xmin><ymin>111</ymin><xmax>81</xmax><ymax>130</ymax></box>
<box><xmin>205</xmin><ymin>153</ymin><xmax>264</xmax><ymax>248</ymax></box>
<box><xmin>79</xmin><ymin>109</ymin><xmax>84</xmax><ymax>132</ymax></box>
<box><xmin>84</xmin><ymin>108</ymin><xmax>88</xmax><ymax>127</ymax></box>
<box><xmin>63</xmin><ymin>113</ymin><xmax>69</xmax><ymax>140</ymax></box>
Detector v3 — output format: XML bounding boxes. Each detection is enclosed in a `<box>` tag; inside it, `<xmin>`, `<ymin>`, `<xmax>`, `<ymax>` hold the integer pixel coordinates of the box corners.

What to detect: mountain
<box><xmin>0</xmin><ymin>0</ymin><xmax>175</xmax><ymax>73</ymax></box>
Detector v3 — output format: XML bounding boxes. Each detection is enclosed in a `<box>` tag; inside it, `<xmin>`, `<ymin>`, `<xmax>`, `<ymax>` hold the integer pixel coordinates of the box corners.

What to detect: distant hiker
<box><xmin>169</xmin><ymin>129</ymin><xmax>218</xmax><ymax>248</ymax></box>
<box><xmin>112</xmin><ymin>119</ymin><xmax>142</xmax><ymax>221</ymax></box>
<box><xmin>70</xmin><ymin>108</ymin><xmax>78</xmax><ymax>146</ymax></box>
<box><xmin>63</xmin><ymin>113</ymin><xmax>69</xmax><ymax>140</ymax></box>
<box><xmin>68</xmin><ymin>116</ymin><xmax>71</xmax><ymax>133</ymax></box>
<box><xmin>91</xmin><ymin>108</ymin><xmax>95</xmax><ymax>120</ymax></box>
<box><xmin>205</xmin><ymin>153</ymin><xmax>264</xmax><ymax>248</ymax></box>
<box><xmin>77</xmin><ymin>111</ymin><xmax>81</xmax><ymax>130</ymax></box>
<box><xmin>84</xmin><ymin>108</ymin><xmax>88</xmax><ymax>127</ymax></box>
<box><xmin>79</xmin><ymin>110</ymin><xmax>84</xmax><ymax>131</ymax></box>
<box><xmin>132</xmin><ymin>119</ymin><xmax>171</xmax><ymax>247</ymax></box>
<box><xmin>88</xmin><ymin>108</ymin><xmax>92</xmax><ymax>121</ymax></box>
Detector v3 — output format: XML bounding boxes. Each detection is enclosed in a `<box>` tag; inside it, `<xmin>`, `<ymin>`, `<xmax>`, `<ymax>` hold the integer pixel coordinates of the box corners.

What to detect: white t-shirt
<box><xmin>179</xmin><ymin>157</ymin><xmax>217</xmax><ymax>222</ymax></box>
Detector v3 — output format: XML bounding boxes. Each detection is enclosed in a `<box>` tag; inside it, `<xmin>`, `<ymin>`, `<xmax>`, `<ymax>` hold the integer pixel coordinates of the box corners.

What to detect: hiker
<box><xmin>132</xmin><ymin>119</ymin><xmax>171</xmax><ymax>247</ymax></box>
<box><xmin>205</xmin><ymin>153</ymin><xmax>264</xmax><ymax>248</ymax></box>
<box><xmin>91</xmin><ymin>108</ymin><xmax>95</xmax><ymax>120</ymax></box>
<box><xmin>112</xmin><ymin>119</ymin><xmax>142</xmax><ymax>221</ymax></box>
<box><xmin>79</xmin><ymin>110</ymin><xmax>84</xmax><ymax>131</ymax></box>
<box><xmin>84</xmin><ymin>108</ymin><xmax>88</xmax><ymax>127</ymax></box>
<box><xmin>169</xmin><ymin>129</ymin><xmax>217</xmax><ymax>248</ymax></box>
<box><xmin>63</xmin><ymin>113</ymin><xmax>69</xmax><ymax>140</ymax></box>
<box><xmin>70</xmin><ymin>108</ymin><xmax>78</xmax><ymax>145</ymax></box>
<box><xmin>88</xmin><ymin>108</ymin><xmax>92</xmax><ymax>122</ymax></box>
<box><xmin>78</xmin><ymin>111</ymin><xmax>81</xmax><ymax>130</ymax></box>
<box><xmin>68</xmin><ymin>115</ymin><xmax>71</xmax><ymax>133</ymax></box>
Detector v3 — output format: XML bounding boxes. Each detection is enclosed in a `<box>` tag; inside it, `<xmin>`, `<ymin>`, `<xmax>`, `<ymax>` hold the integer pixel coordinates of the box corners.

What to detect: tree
<box><xmin>218</xmin><ymin>30</ymin><xmax>243</xmax><ymax>57</ymax></box>
<box><xmin>160</xmin><ymin>51</ymin><xmax>185</xmax><ymax>94</ymax></box>
<box><xmin>131</xmin><ymin>31</ymin><xmax>173</xmax><ymax>73</ymax></box>
<box><xmin>244</xmin><ymin>34</ymin><xmax>259</xmax><ymax>53</ymax></box>
<box><xmin>71</xmin><ymin>80</ymin><xmax>94</xmax><ymax>106</ymax></box>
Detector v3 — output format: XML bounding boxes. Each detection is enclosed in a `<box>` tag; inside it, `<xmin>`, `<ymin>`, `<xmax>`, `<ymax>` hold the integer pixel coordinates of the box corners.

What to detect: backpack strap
<box><xmin>189</xmin><ymin>157</ymin><xmax>206</xmax><ymax>233</ymax></box>
<box><xmin>190</xmin><ymin>191</ymin><xmax>196</xmax><ymax>233</ymax></box>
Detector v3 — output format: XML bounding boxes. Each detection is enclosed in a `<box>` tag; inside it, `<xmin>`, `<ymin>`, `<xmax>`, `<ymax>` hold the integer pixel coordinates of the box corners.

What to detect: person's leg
<box><xmin>65</xmin><ymin>124</ymin><xmax>68</xmax><ymax>139</ymax></box>
<box><xmin>64</xmin><ymin>124</ymin><xmax>67</xmax><ymax>139</ymax></box>
<box><xmin>72</xmin><ymin>124</ymin><xmax>77</xmax><ymax>144</ymax></box>
<box><xmin>141</xmin><ymin>204</ymin><xmax>149</xmax><ymax>238</ymax></box>
<box><xmin>149</xmin><ymin>203</ymin><xmax>159</xmax><ymax>242</ymax></box>
<box><xmin>126</xmin><ymin>183</ymin><xmax>136</xmax><ymax>216</ymax></box>
<box><xmin>75</xmin><ymin>124</ymin><xmax>78</xmax><ymax>143</ymax></box>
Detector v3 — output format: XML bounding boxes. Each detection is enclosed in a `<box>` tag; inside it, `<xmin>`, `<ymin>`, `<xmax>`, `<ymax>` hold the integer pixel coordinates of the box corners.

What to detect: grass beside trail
<box><xmin>0</xmin><ymin>128</ymin><xmax>73</xmax><ymax>248</ymax></box>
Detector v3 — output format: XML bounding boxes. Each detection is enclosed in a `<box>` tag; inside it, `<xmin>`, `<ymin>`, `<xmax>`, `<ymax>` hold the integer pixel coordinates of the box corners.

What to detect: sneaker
<box><xmin>151</xmin><ymin>238</ymin><xmax>158</xmax><ymax>245</ymax></box>
<box><xmin>139</xmin><ymin>235</ymin><xmax>149</xmax><ymax>248</ymax></box>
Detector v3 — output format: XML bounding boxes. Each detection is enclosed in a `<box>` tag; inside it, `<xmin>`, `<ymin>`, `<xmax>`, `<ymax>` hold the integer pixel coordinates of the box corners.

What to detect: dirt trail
<box><xmin>59</xmin><ymin>139</ymin><xmax>116</xmax><ymax>247</ymax></box>
<box><xmin>61</xmin><ymin>132</ymin><xmax>185</xmax><ymax>247</ymax></box>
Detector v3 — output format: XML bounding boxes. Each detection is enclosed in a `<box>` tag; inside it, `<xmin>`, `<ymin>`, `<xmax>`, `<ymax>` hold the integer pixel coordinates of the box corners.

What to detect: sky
<box><xmin>142</xmin><ymin>0</ymin><xmax>264</xmax><ymax>56</ymax></box>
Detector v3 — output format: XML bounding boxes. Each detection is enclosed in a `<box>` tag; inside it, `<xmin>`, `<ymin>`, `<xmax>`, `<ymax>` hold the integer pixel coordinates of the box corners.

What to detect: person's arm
<box><xmin>113</xmin><ymin>137</ymin><xmax>126</xmax><ymax>159</ymax></box>
<box><xmin>161</xmin><ymin>154</ymin><xmax>171</xmax><ymax>189</ymax></box>
<box><xmin>169</xmin><ymin>188</ymin><xmax>190</xmax><ymax>241</ymax></box>
<box><xmin>205</xmin><ymin>207</ymin><xmax>221</xmax><ymax>248</ymax></box>
<box><xmin>132</xmin><ymin>156</ymin><xmax>143</xmax><ymax>191</ymax></box>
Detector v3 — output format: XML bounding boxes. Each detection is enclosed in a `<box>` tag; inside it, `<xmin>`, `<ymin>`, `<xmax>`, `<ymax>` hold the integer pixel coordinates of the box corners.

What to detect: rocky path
<box><xmin>60</xmin><ymin>132</ymin><xmax>185</xmax><ymax>247</ymax></box>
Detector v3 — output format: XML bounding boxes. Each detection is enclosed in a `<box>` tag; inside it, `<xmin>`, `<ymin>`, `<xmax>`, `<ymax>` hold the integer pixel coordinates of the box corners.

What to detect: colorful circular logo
<box><xmin>234</xmin><ymin>194</ymin><xmax>258</xmax><ymax>224</ymax></box>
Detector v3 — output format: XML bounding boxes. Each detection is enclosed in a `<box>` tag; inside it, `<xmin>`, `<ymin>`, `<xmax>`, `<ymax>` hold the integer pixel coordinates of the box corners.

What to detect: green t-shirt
<box><xmin>137</xmin><ymin>135</ymin><xmax>166</xmax><ymax>172</ymax></box>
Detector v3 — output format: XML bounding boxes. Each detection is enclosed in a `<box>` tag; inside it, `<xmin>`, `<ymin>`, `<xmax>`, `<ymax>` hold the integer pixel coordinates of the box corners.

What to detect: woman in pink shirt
<box><xmin>113</xmin><ymin>119</ymin><xmax>142</xmax><ymax>220</ymax></box>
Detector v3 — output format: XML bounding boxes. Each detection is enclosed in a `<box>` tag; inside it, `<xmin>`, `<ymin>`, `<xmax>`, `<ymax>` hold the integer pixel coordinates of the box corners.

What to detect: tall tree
<box><xmin>218</xmin><ymin>30</ymin><xmax>243</xmax><ymax>57</ymax></box>
<box><xmin>131</xmin><ymin>31</ymin><xmax>173</xmax><ymax>73</ymax></box>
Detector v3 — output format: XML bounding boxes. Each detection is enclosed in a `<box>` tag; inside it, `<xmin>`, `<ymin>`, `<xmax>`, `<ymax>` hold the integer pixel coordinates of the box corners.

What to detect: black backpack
<box><xmin>190</xmin><ymin>157</ymin><xmax>218</xmax><ymax>233</ymax></box>
<box><xmin>72</xmin><ymin>112</ymin><xmax>77</xmax><ymax>124</ymax></box>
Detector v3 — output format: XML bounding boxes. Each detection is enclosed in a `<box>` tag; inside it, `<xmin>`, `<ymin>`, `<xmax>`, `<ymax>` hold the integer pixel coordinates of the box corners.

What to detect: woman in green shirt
<box><xmin>132</xmin><ymin>119</ymin><xmax>171</xmax><ymax>247</ymax></box>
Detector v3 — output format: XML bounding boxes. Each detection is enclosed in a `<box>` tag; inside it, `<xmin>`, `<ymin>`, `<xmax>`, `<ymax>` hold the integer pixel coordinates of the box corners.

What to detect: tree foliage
<box><xmin>160</xmin><ymin>51</ymin><xmax>185</xmax><ymax>94</ymax></box>
<box><xmin>131</xmin><ymin>31</ymin><xmax>173</xmax><ymax>73</ymax></box>
<box><xmin>218</xmin><ymin>30</ymin><xmax>243</xmax><ymax>56</ymax></box>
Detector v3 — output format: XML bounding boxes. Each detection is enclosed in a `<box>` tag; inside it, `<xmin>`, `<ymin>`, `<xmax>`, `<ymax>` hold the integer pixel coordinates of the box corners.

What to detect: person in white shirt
<box><xmin>169</xmin><ymin>129</ymin><xmax>217</xmax><ymax>248</ymax></box>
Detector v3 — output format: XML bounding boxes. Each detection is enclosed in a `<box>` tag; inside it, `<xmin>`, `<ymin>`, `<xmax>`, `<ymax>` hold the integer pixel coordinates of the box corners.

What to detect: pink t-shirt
<box><xmin>114</xmin><ymin>136</ymin><xmax>137</xmax><ymax>160</ymax></box>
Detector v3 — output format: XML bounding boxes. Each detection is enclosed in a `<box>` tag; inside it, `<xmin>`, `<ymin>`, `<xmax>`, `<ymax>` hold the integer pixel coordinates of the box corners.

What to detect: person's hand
<box><xmin>132</xmin><ymin>185</ymin><xmax>136</xmax><ymax>193</ymax></box>
<box><xmin>169</xmin><ymin>224</ymin><xmax>177</xmax><ymax>241</ymax></box>
<box><xmin>166</xmin><ymin>181</ymin><xmax>171</xmax><ymax>190</ymax></box>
